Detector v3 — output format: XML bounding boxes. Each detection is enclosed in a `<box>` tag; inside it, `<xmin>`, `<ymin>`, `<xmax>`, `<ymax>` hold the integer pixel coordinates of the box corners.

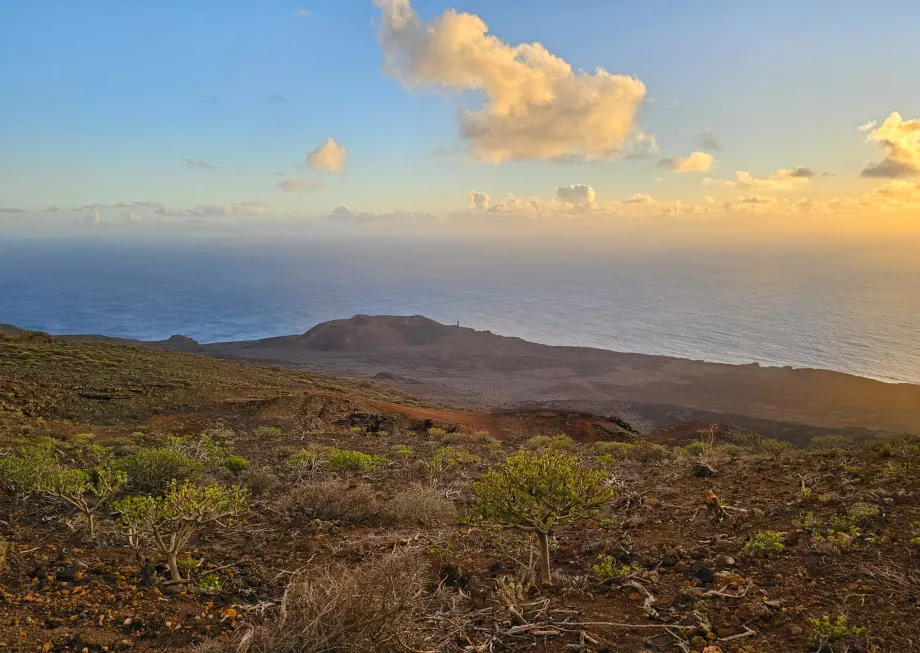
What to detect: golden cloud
<box><xmin>658</xmin><ymin>151</ymin><xmax>713</xmax><ymax>173</ymax></box>
<box><xmin>306</xmin><ymin>137</ymin><xmax>347</xmax><ymax>173</ymax></box>
<box><xmin>374</xmin><ymin>0</ymin><xmax>646</xmax><ymax>163</ymax></box>
<box><xmin>860</xmin><ymin>112</ymin><xmax>920</xmax><ymax>178</ymax></box>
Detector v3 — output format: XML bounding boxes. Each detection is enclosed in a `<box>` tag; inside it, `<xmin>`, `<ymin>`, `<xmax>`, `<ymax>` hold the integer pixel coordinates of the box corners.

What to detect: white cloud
<box><xmin>0</xmin><ymin>207</ymin><xmax>26</xmax><ymax>213</ymax></box>
<box><xmin>374</xmin><ymin>0</ymin><xmax>646</xmax><ymax>163</ymax></box>
<box><xmin>625</xmin><ymin>131</ymin><xmax>660</xmax><ymax>158</ymax></box>
<box><xmin>658</xmin><ymin>151</ymin><xmax>713</xmax><ymax>173</ymax></box>
<box><xmin>187</xmin><ymin>201</ymin><xmax>266</xmax><ymax>216</ymax></box>
<box><xmin>704</xmin><ymin>168</ymin><xmax>813</xmax><ymax>191</ymax></box>
<box><xmin>123</xmin><ymin>210</ymin><xmax>142</xmax><ymax>223</ymax></box>
<box><xmin>83</xmin><ymin>211</ymin><xmax>102</xmax><ymax>225</ymax></box>
<box><xmin>306</xmin><ymin>137</ymin><xmax>347</xmax><ymax>173</ymax></box>
<box><xmin>278</xmin><ymin>178</ymin><xmax>323</xmax><ymax>192</ymax></box>
<box><xmin>555</xmin><ymin>184</ymin><xmax>596</xmax><ymax>209</ymax></box>
<box><xmin>860</xmin><ymin>112</ymin><xmax>920</xmax><ymax>178</ymax></box>
<box><xmin>295</xmin><ymin>8</ymin><xmax>312</xmax><ymax>18</ymax></box>
<box><xmin>468</xmin><ymin>191</ymin><xmax>489</xmax><ymax>211</ymax></box>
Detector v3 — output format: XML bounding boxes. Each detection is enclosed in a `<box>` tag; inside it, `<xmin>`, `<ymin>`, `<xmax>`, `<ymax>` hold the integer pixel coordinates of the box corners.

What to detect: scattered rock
<box><xmin>694</xmin><ymin>462</ymin><xmax>716</xmax><ymax>477</ymax></box>
<box><xmin>735</xmin><ymin>601</ymin><xmax>773</xmax><ymax>624</ymax></box>
<box><xmin>713</xmin><ymin>555</ymin><xmax>736</xmax><ymax>567</ymax></box>
<box><xmin>694</xmin><ymin>567</ymin><xmax>716</xmax><ymax>585</ymax></box>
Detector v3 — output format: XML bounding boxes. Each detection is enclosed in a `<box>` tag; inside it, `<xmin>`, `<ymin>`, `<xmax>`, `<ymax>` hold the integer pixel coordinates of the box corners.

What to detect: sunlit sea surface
<box><xmin>2</xmin><ymin>237</ymin><xmax>918</xmax><ymax>384</ymax></box>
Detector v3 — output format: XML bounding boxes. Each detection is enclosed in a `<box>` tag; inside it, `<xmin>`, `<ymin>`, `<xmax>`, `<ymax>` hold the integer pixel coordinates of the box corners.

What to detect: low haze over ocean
<box><xmin>2</xmin><ymin>238</ymin><xmax>918</xmax><ymax>384</ymax></box>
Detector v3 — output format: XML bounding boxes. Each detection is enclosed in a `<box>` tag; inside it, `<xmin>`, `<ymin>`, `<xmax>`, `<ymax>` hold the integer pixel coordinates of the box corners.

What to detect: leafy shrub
<box><xmin>391</xmin><ymin>444</ymin><xmax>414</xmax><ymax>459</ymax></box>
<box><xmin>327</xmin><ymin>449</ymin><xmax>387</xmax><ymax>472</ymax></box>
<box><xmin>910</xmin><ymin>522</ymin><xmax>920</xmax><ymax>547</ymax></box>
<box><xmin>525</xmin><ymin>434</ymin><xmax>577</xmax><ymax>452</ymax></box>
<box><xmin>199</xmin><ymin>552</ymin><xmax>432</xmax><ymax>653</ymax></box>
<box><xmin>427</xmin><ymin>427</ymin><xmax>447</xmax><ymax>437</ymax></box>
<box><xmin>810</xmin><ymin>435</ymin><xmax>859</xmax><ymax>455</ymax></box>
<box><xmin>253</xmin><ymin>426</ymin><xmax>283</xmax><ymax>439</ymax></box>
<box><xmin>289</xmin><ymin>448</ymin><xmax>318</xmax><ymax>472</ymax></box>
<box><xmin>594</xmin><ymin>441</ymin><xmax>635</xmax><ymax>457</ymax></box>
<box><xmin>386</xmin><ymin>484</ymin><xmax>456</xmax><ymax>526</ymax></box>
<box><xmin>846</xmin><ymin>502</ymin><xmax>880</xmax><ymax>525</ymax></box>
<box><xmin>740</xmin><ymin>531</ymin><xmax>785</xmax><ymax>557</ymax></box>
<box><xmin>592</xmin><ymin>554</ymin><xmax>631</xmax><ymax>582</ymax></box>
<box><xmin>0</xmin><ymin>438</ymin><xmax>58</xmax><ymax>498</ymax></box>
<box><xmin>630</xmin><ymin>440</ymin><xmax>671</xmax><ymax>463</ymax></box>
<box><xmin>166</xmin><ymin>434</ymin><xmax>228</xmax><ymax>469</ymax></box>
<box><xmin>595</xmin><ymin>453</ymin><xmax>617</xmax><ymax>467</ymax></box>
<box><xmin>115</xmin><ymin>447</ymin><xmax>202</xmax><ymax>495</ymax></box>
<box><xmin>807</xmin><ymin>615</ymin><xmax>865</xmax><ymax>644</ymax></box>
<box><xmin>113</xmin><ymin>480</ymin><xmax>248</xmax><ymax>582</ymax></box>
<box><xmin>198</xmin><ymin>573</ymin><xmax>221</xmax><ymax>592</ymax></box>
<box><xmin>474</xmin><ymin>450</ymin><xmax>613</xmax><ymax>584</ymax></box>
<box><xmin>754</xmin><ymin>437</ymin><xmax>794</xmax><ymax>459</ymax></box>
<box><xmin>35</xmin><ymin>465</ymin><xmax>126</xmax><ymax>539</ymax></box>
<box><xmin>222</xmin><ymin>455</ymin><xmax>249</xmax><ymax>474</ymax></box>
<box><xmin>429</xmin><ymin>446</ymin><xmax>480</xmax><ymax>472</ymax></box>
<box><xmin>238</xmin><ymin>465</ymin><xmax>280</xmax><ymax>498</ymax></box>
<box><xmin>275</xmin><ymin>480</ymin><xmax>379</xmax><ymax>524</ymax></box>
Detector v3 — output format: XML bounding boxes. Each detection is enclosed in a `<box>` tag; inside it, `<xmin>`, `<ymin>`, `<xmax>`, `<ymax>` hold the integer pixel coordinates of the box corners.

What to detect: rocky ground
<box><xmin>1</xmin><ymin>330</ymin><xmax>919</xmax><ymax>652</ymax></box>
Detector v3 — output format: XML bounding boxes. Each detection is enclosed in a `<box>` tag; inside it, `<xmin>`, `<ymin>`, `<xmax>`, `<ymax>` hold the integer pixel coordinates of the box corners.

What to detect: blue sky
<box><xmin>2</xmin><ymin>0</ymin><xmax>919</xmax><ymax>237</ymax></box>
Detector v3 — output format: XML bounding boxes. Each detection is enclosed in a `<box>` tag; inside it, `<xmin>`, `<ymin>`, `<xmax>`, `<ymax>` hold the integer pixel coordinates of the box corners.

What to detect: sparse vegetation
<box><xmin>807</xmin><ymin>615</ymin><xmax>865</xmax><ymax>647</ymax></box>
<box><xmin>740</xmin><ymin>530</ymin><xmax>785</xmax><ymax>557</ymax></box>
<box><xmin>429</xmin><ymin>445</ymin><xmax>480</xmax><ymax>472</ymax></box>
<box><xmin>474</xmin><ymin>450</ymin><xmax>613</xmax><ymax>583</ymax></box>
<box><xmin>275</xmin><ymin>480</ymin><xmax>379</xmax><ymax>524</ymax></box>
<box><xmin>115</xmin><ymin>447</ymin><xmax>202</xmax><ymax>495</ymax></box>
<box><xmin>113</xmin><ymin>480</ymin><xmax>249</xmax><ymax>582</ymax></box>
<box><xmin>525</xmin><ymin>434</ymin><xmax>576</xmax><ymax>452</ymax></box>
<box><xmin>386</xmin><ymin>483</ymin><xmax>456</xmax><ymax>525</ymax></box>
<box><xmin>252</xmin><ymin>426</ymin><xmax>282</xmax><ymax>439</ymax></box>
<box><xmin>35</xmin><ymin>464</ymin><xmax>126</xmax><ymax>538</ymax></box>
<box><xmin>326</xmin><ymin>448</ymin><xmax>388</xmax><ymax>472</ymax></box>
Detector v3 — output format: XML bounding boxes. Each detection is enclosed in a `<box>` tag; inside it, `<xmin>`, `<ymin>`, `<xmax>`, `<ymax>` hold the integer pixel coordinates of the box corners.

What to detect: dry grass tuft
<box><xmin>274</xmin><ymin>480</ymin><xmax>379</xmax><ymax>524</ymax></box>
<box><xmin>386</xmin><ymin>483</ymin><xmax>457</xmax><ymax>526</ymax></box>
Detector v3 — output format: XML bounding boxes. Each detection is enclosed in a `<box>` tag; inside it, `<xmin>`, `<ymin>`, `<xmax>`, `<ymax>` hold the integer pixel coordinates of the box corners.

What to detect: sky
<box><xmin>2</xmin><ymin>0</ymin><xmax>920</xmax><ymax>242</ymax></box>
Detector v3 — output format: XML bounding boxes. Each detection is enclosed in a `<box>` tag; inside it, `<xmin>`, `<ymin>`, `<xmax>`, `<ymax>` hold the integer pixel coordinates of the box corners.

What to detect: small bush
<box><xmin>595</xmin><ymin>453</ymin><xmax>617</xmax><ymax>467</ymax></box>
<box><xmin>386</xmin><ymin>484</ymin><xmax>457</xmax><ymax>526</ymax></box>
<box><xmin>222</xmin><ymin>455</ymin><xmax>249</xmax><ymax>474</ymax></box>
<box><xmin>592</xmin><ymin>554</ymin><xmax>631</xmax><ymax>582</ymax></box>
<box><xmin>166</xmin><ymin>434</ymin><xmax>228</xmax><ymax>469</ymax></box>
<box><xmin>909</xmin><ymin>522</ymin><xmax>920</xmax><ymax>547</ymax></box>
<box><xmin>238</xmin><ymin>465</ymin><xmax>280</xmax><ymax>498</ymax></box>
<box><xmin>846</xmin><ymin>502</ymin><xmax>880</xmax><ymax>525</ymax></box>
<box><xmin>631</xmin><ymin>440</ymin><xmax>671</xmax><ymax>463</ymax></box>
<box><xmin>275</xmin><ymin>481</ymin><xmax>379</xmax><ymax>524</ymax></box>
<box><xmin>289</xmin><ymin>448</ymin><xmax>318</xmax><ymax>472</ymax></box>
<box><xmin>115</xmin><ymin>448</ymin><xmax>202</xmax><ymax>495</ymax></box>
<box><xmin>754</xmin><ymin>437</ymin><xmax>794</xmax><ymax>459</ymax></box>
<box><xmin>391</xmin><ymin>444</ymin><xmax>414</xmax><ymax>459</ymax></box>
<box><xmin>427</xmin><ymin>427</ymin><xmax>447</xmax><ymax>437</ymax></box>
<box><xmin>253</xmin><ymin>426</ymin><xmax>283</xmax><ymax>439</ymax></box>
<box><xmin>525</xmin><ymin>434</ymin><xmax>577</xmax><ymax>452</ymax></box>
<box><xmin>429</xmin><ymin>446</ymin><xmax>479</xmax><ymax>472</ymax></box>
<box><xmin>474</xmin><ymin>450</ymin><xmax>613</xmax><ymax>584</ymax></box>
<box><xmin>327</xmin><ymin>449</ymin><xmax>387</xmax><ymax>472</ymax></box>
<box><xmin>807</xmin><ymin>615</ymin><xmax>865</xmax><ymax>644</ymax></box>
<box><xmin>810</xmin><ymin>435</ymin><xmax>859</xmax><ymax>455</ymax></box>
<box><xmin>0</xmin><ymin>438</ymin><xmax>58</xmax><ymax>498</ymax></box>
<box><xmin>740</xmin><ymin>531</ymin><xmax>785</xmax><ymax>557</ymax></box>
<box><xmin>203</xmin><ymin>552</ymin><xmax>431</xmax><ymax>653</ymax></box>
<box><xmin>594</xmin><ymin>441</ymin><xmax>635</xmax><ymax>457</ymax></box>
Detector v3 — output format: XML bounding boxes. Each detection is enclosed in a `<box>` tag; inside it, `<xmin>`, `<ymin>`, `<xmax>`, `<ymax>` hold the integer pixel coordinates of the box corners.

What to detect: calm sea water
<box><xmin>2</xmin><ymin>237</ymin><xmax>918</xmax><ymax>384</ymax></box>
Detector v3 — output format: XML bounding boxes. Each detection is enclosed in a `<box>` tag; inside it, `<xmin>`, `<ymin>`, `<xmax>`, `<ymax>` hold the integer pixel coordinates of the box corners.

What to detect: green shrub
<box><xmin>222</xmin><ymin>455</ymin><xmax>249</xmax><ymax>474</ymax></box>
<box><xmin>289</xmin><ymin>448</ymin><xmax>318</xmax><ymax>471</ymax></box>
<box><xmin>427</xmin><ymin>427</ymin><xmax>447</xmax><ymax>437</ymax></box>
<box><xmin>429</xmin><ymin>446</ymin><xmax>480</xmax><ymax>472</ymax></box>
<box><xmin>595</xmin><ymin>453</ymin><xmax>617</xmax><ymax>467</ymax></box>
<box><xmin>525</xmin><ymin>434</ymin><xmax>577</xmax><ymax>452</ymax></box>
<box><xmin>910</xmin><ymin>522</ymin><xmax>920</xmax><ymax>547</ymax></box>
<box><xmin>754</xmin><ymin>437</ymin><xmax>794</xmax><ymax>458</ymax></box>
<box><xmin>327</xmin><ymin>449</ymin><xmax>387</xmax><ymax>472</ymax></box>
<box><xmin>0</xmin><ymin>438</ymin><xmax>58</xmax><ymax>498</ymax></box>
<box><xmin>113</xmin><ymin>480</ymin><xmax>248</xmax><ymax>582</ymax></box>
<box><xmin>473</xmin><ymin>450</ymin><xmax>613</xmax><ymax>584</ymax></box>
<box><xmin>592</xmin><ymin>554</ymin><xmax>631</xmax><ymax>582</ymax></box>
<box><xmin>740</xmin><ymin>531</ymin><xmax>785</xmax><ymax>557</ymax></box>
<box><xmin>166</xmin><ymin>434</ymin><xmax>228</xmax><ymax>469</ymax></box>
<box><xmin>252</xmin><ymin>426</ymin><xmax>283</xmax><ymax>439</ymax></box>
<box><xmin>391</xmin><ymin>444</ymin><xmax>414</xmax><ymax>459</ymax></box>
<box><xmin>631</xmin><ymin>440</ymin><xmax>671</xmax><ymax>463</ymax></box>
<box><xmin>594</xmin><ymin>441</ymin><xmax>635</xmax><ymax>457</ymax></box>
<box><xmin>116</xmin><ymin>448</ymin><xmax>202</xmax><ymax>495</ymax></box>
<box><xmin>807</xmin><ymin>615</ymin><xmax>864</xmax><ymax>644</ymax></box>
<box><xmin>35</xmin><ymin>465</ymin><xmax>126</xmax><ymax>539</ymax></box>
<box><xmin>198</xmin><ymin>573</ymin><xmax>221</xmax><ymax>592</ymax></box>
<box><xmin>846</xmin><ymin>502</ymin><xmax>880</xmax><ymax>525</ymax></box>
<box><xmin>810</xmin><ymin>435</ymin><xmax>858</xmax><ymax>455</ymax></box>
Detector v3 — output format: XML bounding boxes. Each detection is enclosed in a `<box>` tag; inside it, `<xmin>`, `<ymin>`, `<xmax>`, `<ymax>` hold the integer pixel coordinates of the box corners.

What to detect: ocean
<box><xmin>2</xmin><ymin>237</ymin><xmax>918</xmax><ymax>384</ymax></box>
